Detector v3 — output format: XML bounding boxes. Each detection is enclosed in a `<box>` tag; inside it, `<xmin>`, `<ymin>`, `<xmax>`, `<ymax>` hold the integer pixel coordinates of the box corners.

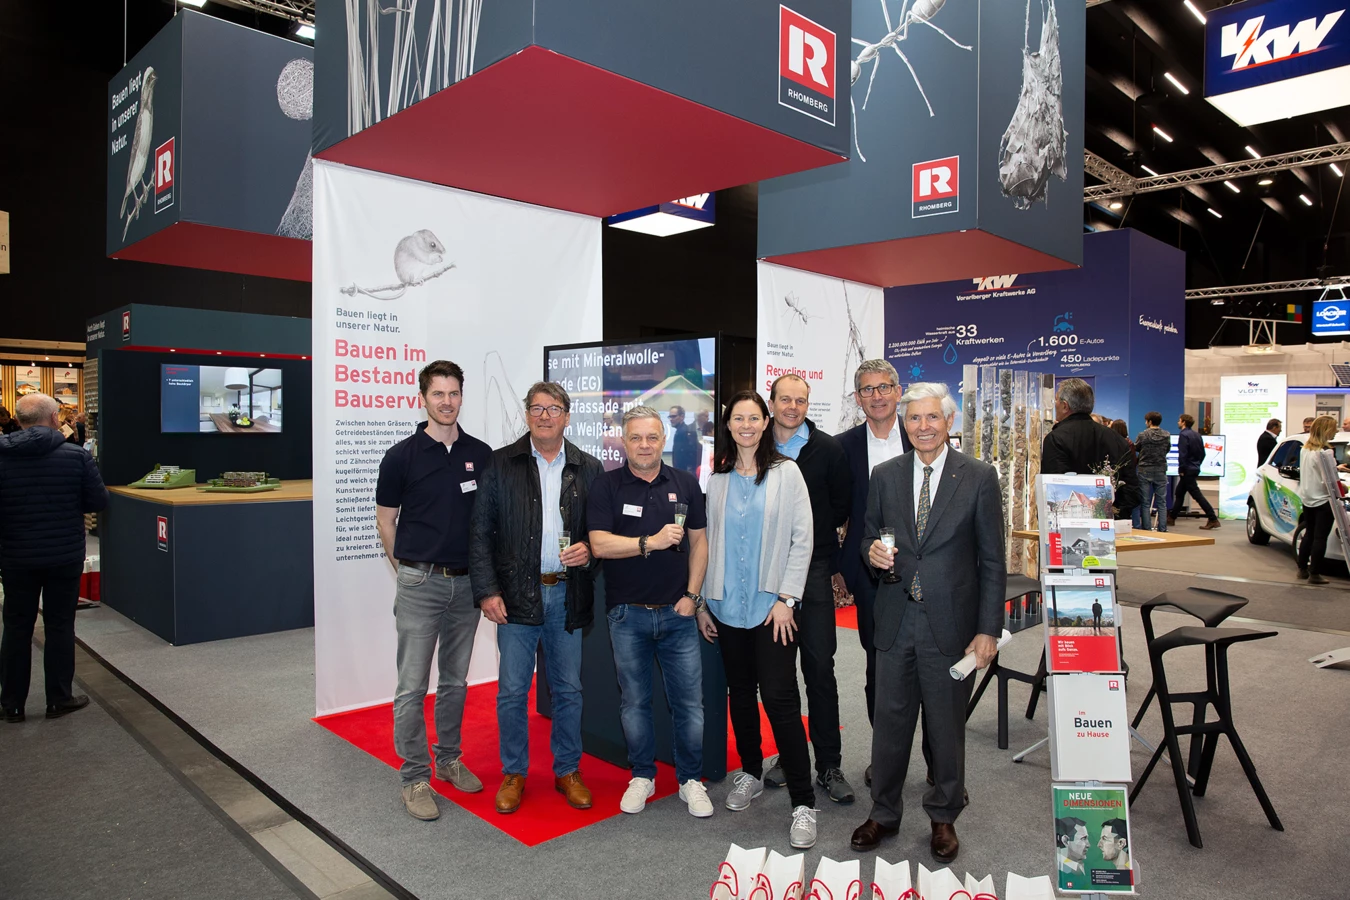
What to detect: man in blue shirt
<box><xmin>375</xmin><ymin>361</ymin><xmax>493</xmax><ymax>822</ymax></box>
<box><xmin>764</xmin><ymin>374</ymin><xmax>855</xmax><ymax>803</ymax></box>
<box><xmin>589</xmin><ymin>406</ymin><xmax>712</xmax><ymax>818</ymax></box>
<box><xmin>1167</xmin><ymin>413</ymin><xmax>1219</xmax><ymax>528</ymax></box>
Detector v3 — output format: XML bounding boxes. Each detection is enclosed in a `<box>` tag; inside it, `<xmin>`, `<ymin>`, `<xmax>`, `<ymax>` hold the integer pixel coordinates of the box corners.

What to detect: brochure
<box><xmin>1047</xmin><ymin>673</ymin><xmax>1131</xmax><ymax>783</ymax></box>
<box><xmin>1037</xmin><ymin>474</ymin><xmax>1117</xmax><ymax>569</ymax></box>
<box><xmin>1051</xmin><ymin>784</ymin><xmax>1137</xmax><ymax>894</ymax></box>
<box><xmin>1042</xmin><ymin>573</ymin><xmax>1122</xmax><ymax>674</ymax></box>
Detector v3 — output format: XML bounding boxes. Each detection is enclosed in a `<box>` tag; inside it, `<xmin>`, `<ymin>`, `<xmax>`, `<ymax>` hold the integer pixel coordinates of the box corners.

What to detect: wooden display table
<box><xmin>102</xmin><ymin>481</ymin><xmax>314</xmax><ymax>644</ymax></box>
<box><xmin>1012</xmin><ymin>529</ymin><xmax>1215</xmax><ymax>551</ymax></box>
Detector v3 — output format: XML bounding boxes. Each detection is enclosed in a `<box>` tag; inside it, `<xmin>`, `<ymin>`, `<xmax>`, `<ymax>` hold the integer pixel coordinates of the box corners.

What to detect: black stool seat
<box><xmin>1151</xmin><ymin>625</ymin><xmax>1274</xmax><ymax>656</ymax></box>
<box><xmin>1141</xmin><ymin>588</ymin><xmax>1249</xmax><ymax>627</ymax></box>
<box><xmin>1005</xmin><ymin>574</ymin><xmax>1041</xmax><ymax>601</ymax></box>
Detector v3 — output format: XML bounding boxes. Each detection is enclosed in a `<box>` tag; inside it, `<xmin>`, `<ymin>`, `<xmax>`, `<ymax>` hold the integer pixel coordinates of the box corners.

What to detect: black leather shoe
<box><xmin>850</xmin><ymin>818</ymin><xmax>899</xmax><ymax>852</ymax></box>
<box><xmin>931</xmin><ymin>821</ymin><xmax>960</xmax><ymax>863</ymax></box>
<box><xmin>45</xmin><ymin>695</ymin><xmax>90</xmax><ymax>719</ymax></box>
<box><xmin>4</xmin><ymin>707</ymin><xmax>24</xmax><ymax>723</ymax></box>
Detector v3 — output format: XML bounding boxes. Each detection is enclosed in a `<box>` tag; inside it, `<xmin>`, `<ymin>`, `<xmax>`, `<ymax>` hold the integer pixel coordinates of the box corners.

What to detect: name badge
<box><xmin>668</xmin><ymin>493</ymin><xmax>678</xmax><ymax>502</ymax></box>
<box><xmin>461</xmin><ymin>480</ymin><xmax>477</xmax><ymax>493</ymax></box>
<box><xmin>465</xmin><ymin>462</ymin><xmax>474</xmax><ymax>472</ymax></box>
<box><xmin>623</xmin><ymin>503</ymin><xmax>643</xmax><ymax>517</ymax></box>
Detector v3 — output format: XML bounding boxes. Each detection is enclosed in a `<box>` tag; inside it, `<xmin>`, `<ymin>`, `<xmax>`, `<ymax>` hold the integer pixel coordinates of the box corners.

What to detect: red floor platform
<box><xmin>316</xmin><ymin>679</ymin><xmax>785</xmax><ymax>846</ymax></box>
<box><xmin>835</xmin><ymin>605</ymin><xmax>858</xmax><ymax>631</ymax></box>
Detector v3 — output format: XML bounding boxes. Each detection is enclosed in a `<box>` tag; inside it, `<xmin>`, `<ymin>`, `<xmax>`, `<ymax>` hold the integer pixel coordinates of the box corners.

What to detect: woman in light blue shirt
<box><xmin>694</xmin><ymin>390</ymin><xmax>816</xmax><ymax>849</ymax></box>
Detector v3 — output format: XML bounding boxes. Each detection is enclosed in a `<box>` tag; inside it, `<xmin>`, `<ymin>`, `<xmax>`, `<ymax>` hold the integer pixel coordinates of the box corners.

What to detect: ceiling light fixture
<box><xmin>1140</xmin><ymin>164</ymin><xmax>1159</xmax><ymax>177</ymax></box>
<box><xmin>1183</xmin><ymin>0</ymin><xmax>1207</xmax><ymax>24</ymax></box>
<box><xmin>1258</xmin><ymin>178</ymin><xmax>1274</xmax><ymax>186</ymax></box>
<box><xmin>1210</xmin><ymin>298</ymin><xmax>1226</xmax><ymax>306</ymax></box>
<box><xmin>1163</xmin><ymin>72</ymin><xmax>1190</xmax><ymax>95</ymax></box>
<box><xmin>1333</xmin><ymin>163</ymin><xmax>1345</xmax><ymax>178</ymax></box>
<box><xmin>1245</xmin><ymin>145</ymin><xmax>1261</xmax><ymax>159</ymax></box>
<box><xmin>1109</xmin><ymin>201</ymin><xmax>1124</xmax><ymax>210</ymax></box>
<box><xmin>1153</xmin><ymin>126</ymin><xmax>1174</xmax><ymax>142</ymax></box>
<box><xmin>1207</xmin><ymin>207</ymin><xmax>1223</xmax><ymax>218</ymax></box>
<box><xmin>1224</xmin><ymin>180</ymin><xmax>1240</xmax><ymax>193</ymax></box>
<box><xmin>1300</xmin><ymin>194</ymin><xmax>1314</xmax><ymax>206</ymax></box>
<box><xmin>295</xmin><ymin>23</ymin><xmax>315</xmax><ymax>40</ymax></box>
<box><xmin>178</xmin><ymin>0</ymin><xmax>208</xmax><ymax>7</ymax></box>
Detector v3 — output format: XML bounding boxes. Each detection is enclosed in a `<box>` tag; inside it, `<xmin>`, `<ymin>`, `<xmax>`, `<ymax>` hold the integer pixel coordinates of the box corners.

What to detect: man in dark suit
<box><xmin>1256</xmin><ymin>418</ymin><xmax>1281</xmax><ymax>467</ymax></box>
<box><xmin>850</xmin><ymin>382</ymin><xmax>1004</xmax><ymax>864</ymax></box>
<box><xmin>1040</xmin><ymin>378</ymin><xmax>1140</xmax><ymax>518</ymax></box>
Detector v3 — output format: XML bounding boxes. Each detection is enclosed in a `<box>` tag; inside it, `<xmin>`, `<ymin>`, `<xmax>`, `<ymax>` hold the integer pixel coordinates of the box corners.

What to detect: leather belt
<box><xmin>399</xmin><ymin>560</ymin><xmax>469</xmax><ymax>577</ymax></box>
<box><xmin>628</xmin><ymin>603</ymin><xmax>668</xmax><ymax>610</ymax></box>
<box><xmin>540</xmin><ymin>572</ymin><xmax>563</xmax><ymax>586</ymax></box>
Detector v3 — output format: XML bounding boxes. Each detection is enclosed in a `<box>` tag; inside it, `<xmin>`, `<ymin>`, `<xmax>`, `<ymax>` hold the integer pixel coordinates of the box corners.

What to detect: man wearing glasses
<box><xmin>470</xmin><ymin>382</ymin><xmax>603</xmax><ymax>815</ymax></box>
<box><xmin>835</xmin><ymin>360</ymin><xmax>911</xmax><ymax>787</ymax></box>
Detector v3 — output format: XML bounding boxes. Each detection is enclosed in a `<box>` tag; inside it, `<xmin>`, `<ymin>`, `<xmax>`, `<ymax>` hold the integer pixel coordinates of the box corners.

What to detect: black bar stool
<box><xmin>1129</xmin><ymin>624</ymin><xmax>1283</xmax><ymax>848</ymax></box>
<box><xmin>966</xmin><ymin>574</ymin><xmax>1045</xmax><ymax>749</ymax></box>
<box><xmin>1130</xmin><ymin>587</ymin><xmax>1249</xmax><ymax>774</ymax></box>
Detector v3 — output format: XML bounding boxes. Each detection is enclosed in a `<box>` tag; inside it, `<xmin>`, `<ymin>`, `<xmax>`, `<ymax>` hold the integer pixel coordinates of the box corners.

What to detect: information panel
<box><xmin>1219</xmin><ymin>375</ymin><xmax>1286</xmax><ymax>519</ymax></box>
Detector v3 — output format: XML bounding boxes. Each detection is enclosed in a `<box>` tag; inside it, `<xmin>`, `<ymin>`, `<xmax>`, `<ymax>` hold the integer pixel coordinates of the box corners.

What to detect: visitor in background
<box><xmin>668</xmin><ymin>405</ymin><xmax>702</xmax><ymax>476</ymax></box>
<box><xmin>1256</xmin><ymin>419</ymin><xmax>1281</xmax><ymax>467</ymax></box>
<box><xmin>588</xmin><ymin>406</ymin><xmax>712</xmax><ymax>819</ymax></box>
<box><xmin>375</xmin><ymin>360</ymin><xmax>494</xmax><ymax>822</ymax></box>
<box><xmin>1109</xmin><ymin>419</ymin><xmax>1141</xmax><ymax>527</ymax></box>
<box><xmin>0</xmin><ymin>393</ymin><xmax>108</xmax><ymax>724</ymax></box>
<box><xmin>0</xmin><ymin>407</ymin><xmax>18</xmax><ymax>435</ymax></box>
<box><xmin>1302</xmin><ymin>417</ymin><xmax>1315</xmax><ymax>434</ymax></box>
<box><xmin>1134</xmin><ymin>412</ymin><xmax>1171</xmax><ymax>532</ymax></box>
<box><xmin>697</xmin><ymin>390</ymin><xmax>818</xmax><ymax>849</ymax></box>
<box><xmin>1297</xmin><ymin>415</ymin><xmax>1339</xmax><ymax>585</ymax></box>
<box><xmin>1167</xmin><ymin>414</ymin><xmax>1219</xmax><ymax>530</ymax></box>
<box><xmin>470</xmin><ymin>382</ymin><xmax>603</xmax><ymax>815</ymax></box>
<box><xmin>1341</xmin><ymin>416</ymin><xmax>1350</xmax><ymax>434</ymax></box>
<box><xmin>1040</xmin><ymin>378</ymin><xmax>1141</xmax><ymax>519</ymax></box>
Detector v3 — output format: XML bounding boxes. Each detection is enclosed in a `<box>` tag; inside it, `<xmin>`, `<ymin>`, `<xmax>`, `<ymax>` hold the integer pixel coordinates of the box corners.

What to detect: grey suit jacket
<box><xmin>862</xmin><ymin>449</ymin><xmax>1006</xmax><ymax>657</ymax></box>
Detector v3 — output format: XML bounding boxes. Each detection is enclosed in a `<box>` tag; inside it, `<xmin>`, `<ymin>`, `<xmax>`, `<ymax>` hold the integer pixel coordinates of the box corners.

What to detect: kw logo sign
<box><xmin>671</xmin><ymin>194</ymin><xmax>710</xmax><ymax>210</ymax></box>
<box><xmin>154</xmin><ymin>137</ymin><xmax>175</xmax><ymax>215</ymax></box>
<box><xmin>912</xmin><ymin>156</ymin><xmax>959</xmax><ymax>218</ymax></box>
<box><xmin>779</xmin><ymin>5</ymin><xmax>836</xmax><ymax>126</ymax></box>
<box><xmin>1220</xmin><ymin>9</ymin><xmax>1344</xmax><ymax>70</ymax></box>
<box><xmin>971</xmin><ymin>274</ymin><xmax>1019</xmax><ymax>291</ymax></box>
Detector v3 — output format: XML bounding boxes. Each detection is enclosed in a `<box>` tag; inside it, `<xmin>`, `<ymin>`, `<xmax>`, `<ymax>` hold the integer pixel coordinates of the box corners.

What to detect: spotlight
<box><xmin>1258</xmin><ymin>178</ymin><xmax>1274</xmax><ymax>186</ymax></box>
<box><xmin>1109</xmin><ymin>201</ymin><xmax>1124</xmax><ymax>210</ymax></box>
<box><xmin>295</xmin><ymin>23</ymin><xmax>315</xmax><ymax>41</ymax></box>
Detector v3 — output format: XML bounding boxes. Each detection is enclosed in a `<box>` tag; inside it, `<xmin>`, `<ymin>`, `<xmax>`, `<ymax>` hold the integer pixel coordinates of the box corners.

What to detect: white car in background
<box><xmin>1246</xmin><ymin>435</ymin><xmax>1350</xmax><ymax>563</ymax></box>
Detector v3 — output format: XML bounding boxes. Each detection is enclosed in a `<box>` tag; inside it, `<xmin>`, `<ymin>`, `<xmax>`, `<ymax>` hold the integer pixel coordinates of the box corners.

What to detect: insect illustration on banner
<box><xmin>850</xmin><ymin>0</ymin><xmax>973</xmax><ymax>162</ymax></box>
<box><xmin>782</xmin><ymin>292</ymin><xmax>823</xmax><ymax>336</ymax></box>
<box><xmin>998</xmin><ymin>0</ymin><xmax>1068</xmax><ymax>209</ymax></box>
<box><xmin>340</xmin><ymin>229</ymin><xmax>456</xmax><ymax>300</ymax></box>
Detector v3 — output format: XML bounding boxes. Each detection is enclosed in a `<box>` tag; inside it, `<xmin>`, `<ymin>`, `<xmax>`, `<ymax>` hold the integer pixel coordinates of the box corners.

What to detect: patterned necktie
<box><xmin>911</xmin><ymin>465</ymin><xmax>933</xmax><ymax>600</ymax></box>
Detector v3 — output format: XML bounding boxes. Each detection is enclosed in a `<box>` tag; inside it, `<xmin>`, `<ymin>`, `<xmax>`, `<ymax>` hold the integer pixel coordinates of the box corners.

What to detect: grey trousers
<box><xmin>868</xmin><ymin>601</ymin><xmax>974</xmax><ymax>827</ymax></box>
<box><xmin>392</xmin><ymin>566</ymin><xmax>479</xmax><ymax>785</ymax></box>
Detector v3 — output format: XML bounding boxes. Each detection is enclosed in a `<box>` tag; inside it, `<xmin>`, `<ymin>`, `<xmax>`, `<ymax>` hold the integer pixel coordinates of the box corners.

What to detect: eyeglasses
<box><xmin>857</xmin><ymin>384</ymin><xmax>897</xmax><ymax>398</ymax></box>
<box><xmin>528</xmin><ymin>405</ymin><xmax>566</xmax><ymax>418</ymax></box>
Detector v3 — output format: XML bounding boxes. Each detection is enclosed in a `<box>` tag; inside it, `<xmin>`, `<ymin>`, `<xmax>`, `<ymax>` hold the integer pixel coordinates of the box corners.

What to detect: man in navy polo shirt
<box><xmin>375</xmin><ymin>360</ymin><xmax>493</xmax><ymax>822</ymax></box>
<box><xmin>589</xmin><ymin>405</ymin><xmax>712</xmax><ymax>818</ymax></box>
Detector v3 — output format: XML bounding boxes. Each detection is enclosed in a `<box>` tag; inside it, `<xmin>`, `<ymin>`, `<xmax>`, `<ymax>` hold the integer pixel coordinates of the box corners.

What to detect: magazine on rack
<box><xmin>1043</xmin><ymin>573</ymin><xmax>1121</xmax><ymax>673</ymax></box>
<box><xmin>1037</xmin><ymin>474</ymin><xmax>1117</xmax><ymax>569</ymax></box>
<box><xmin>1052</xmin><ymin>784</ymin><xmax>1137</xmax><ymax>894</ymax></box>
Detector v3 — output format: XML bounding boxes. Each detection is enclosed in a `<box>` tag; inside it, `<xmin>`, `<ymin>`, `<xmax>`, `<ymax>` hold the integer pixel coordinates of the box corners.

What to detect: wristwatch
<box><xmin>780</xmin><ymin>597</ymin><xmax>799</xmax><ymax>610</ymax></box>
<box><xmin>639</xmin><ymin>534</ymin><xmax>650</xmax><ymax>558</ymax></box>
<box><xmin>683</xmin><ymin>590</ymin><xmax>706</xmax><ymax>613</ymax></box>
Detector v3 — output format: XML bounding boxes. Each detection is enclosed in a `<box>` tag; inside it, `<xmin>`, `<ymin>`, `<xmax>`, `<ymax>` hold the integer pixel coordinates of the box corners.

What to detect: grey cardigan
<box><xmin>701</xmin><ymin>460</ymin><xmax>814</xmax><ymax>601</ymax></box>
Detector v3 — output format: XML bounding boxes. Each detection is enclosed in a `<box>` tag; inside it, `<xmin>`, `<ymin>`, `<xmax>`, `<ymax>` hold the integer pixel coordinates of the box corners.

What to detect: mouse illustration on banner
<box><xmin>340</xmin><ymin>229</ymin><xmax>456</xmax><ymax>300</ymax></box>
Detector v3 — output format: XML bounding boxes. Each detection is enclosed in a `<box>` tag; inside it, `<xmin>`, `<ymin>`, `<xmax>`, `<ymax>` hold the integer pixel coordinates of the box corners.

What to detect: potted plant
<box><xmin>228</xmin><ymin>405</ymin><xmax>241</xmax><ymax>425</ymax></box>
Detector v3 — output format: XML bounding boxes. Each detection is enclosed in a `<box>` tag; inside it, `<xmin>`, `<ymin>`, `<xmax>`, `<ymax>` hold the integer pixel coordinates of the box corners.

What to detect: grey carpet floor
<box><xmin>70</xmin><ymin>592</ymin><xmax>1350</xmax><ymax>900</ymax></box>
<box><xmin>0</xmin><ymin>652</ymin><xmax>303</xmax><ymax>900</ymax></box>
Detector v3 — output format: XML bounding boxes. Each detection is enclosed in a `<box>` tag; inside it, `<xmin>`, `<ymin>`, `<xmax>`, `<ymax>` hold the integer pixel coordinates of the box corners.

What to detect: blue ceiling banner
<box><xmin>1312</xmin><ymin>297</ymin><xmax>1350</xmax><ymax>336</ymax></box>
<box><xmin>1205</xmin><ymin>0</ymin><xmax>1350</xmax><ymax>125</ymax></box>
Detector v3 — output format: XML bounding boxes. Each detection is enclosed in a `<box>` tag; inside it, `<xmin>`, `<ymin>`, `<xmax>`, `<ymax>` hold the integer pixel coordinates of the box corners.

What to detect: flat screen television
<box><xmin>161</xmin><ymin>364</ymin><xmax>283</xmax><ymax>434</ymax></box>
<box><xmin>1166</xmin><ymin>433</ymin><xmax>1225</xmax><ymax>477</ymax></box>
<box><xmin>544</xmin><ymin>337</ymin><xmax>718</xmax><ymax>488</ymax></box>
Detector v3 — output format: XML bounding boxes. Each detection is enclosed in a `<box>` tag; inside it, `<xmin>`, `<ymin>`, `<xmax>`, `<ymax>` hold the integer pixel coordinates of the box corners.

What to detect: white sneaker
<box><xmin>620</xmin><ymin>776</ymin><xmax>655</xmax><ymax>814</ymax></box>
<box><xmin>724</xmin><ymin>771</ymin><xmax>764</xmax><ymax>811</ymax></box>
<box><xmin>680</xmin><ymin>779</ymin><xmax>714</xmax><ymax>818</ymax></box>
<box><xmin>790</xmin><ymin>805</ymin><xmax>817</xmax><ymax>849</ymax></box>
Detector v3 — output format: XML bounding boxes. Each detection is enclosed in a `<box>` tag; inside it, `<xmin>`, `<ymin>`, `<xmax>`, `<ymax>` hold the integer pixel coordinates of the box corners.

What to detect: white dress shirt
<box><xmin>913</xmin><ymin>444</ymin><xmax>950</xmax><ymax>522</ymax></box>
<box><xmin>867</xmin><ymin>417</ymin><xmax>907</xmax><ymax>475</ymax></box>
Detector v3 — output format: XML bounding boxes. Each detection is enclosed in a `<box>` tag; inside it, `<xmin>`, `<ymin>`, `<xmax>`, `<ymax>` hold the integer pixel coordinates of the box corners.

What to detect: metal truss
<box><xmin>1186</xmin><ymin>277</ymin><xmax>1350</xmax><ymax>300</ymax></box>
<box><xmin>218</xmin><ymin>0</ymin><xmax>313</xmax><ymax>24</ymax></box>
<box><xmin>1084</xmin><ymin>144</ymin><xmax>1350</xmax><ymax>202</ymax></box>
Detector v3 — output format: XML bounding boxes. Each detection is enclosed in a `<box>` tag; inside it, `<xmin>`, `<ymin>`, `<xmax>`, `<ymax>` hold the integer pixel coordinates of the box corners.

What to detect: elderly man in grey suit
<box><xmin>849</xmin><ymin>382</ymin><xmax>1005</xmax><ymax>864</ymax></box>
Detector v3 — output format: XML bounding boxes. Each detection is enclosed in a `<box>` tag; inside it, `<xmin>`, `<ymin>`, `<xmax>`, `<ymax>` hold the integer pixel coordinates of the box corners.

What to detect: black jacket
<box><xmin>1134</xmin><ymin>426</ymin><xmax>1171</xmax><ymax>472</ymax></box>
<box><xmin>0</xmin><ymin>427</ymin><xmax>108</xmax><ymax>569</ymax></box>
<box><xmin>1256</xmin><ymin>430</ymin><xmax>1278</xmax><ymax>467</ymax></box>
<box><xmin>469</xmin><ymin>435</ymin><xmax>603</xmax><ymax>631</ymax></box>
<box><xmin>775</xmin><ymin>418</ymin><xmax>852</xmax><ymax>564</ymax></box>
<box><xmin>1176</xmin><ymin>427</ymin><xmax>1205</xmax><ymax>475</ymax></box>
<box><xmin>1041</xmin><ymin>412</ymin><xmax>1141</xmax><ymax>514</ymax></box>
<box><xmin>835</xmin><ymin>419</ymin><xmax>911</xmax><ymax>596</ymax></box>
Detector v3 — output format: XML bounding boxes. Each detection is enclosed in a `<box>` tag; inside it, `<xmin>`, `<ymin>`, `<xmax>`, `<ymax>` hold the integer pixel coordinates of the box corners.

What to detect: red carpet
<box><xmin>315</xmin><ymin>679</ymin><xmax>786</xmax><ymax>846</ymax></box>
<box><xmin>835</xmin><ymin>604</ymin><xmax>858</xmax><ymax>630</ymax></box>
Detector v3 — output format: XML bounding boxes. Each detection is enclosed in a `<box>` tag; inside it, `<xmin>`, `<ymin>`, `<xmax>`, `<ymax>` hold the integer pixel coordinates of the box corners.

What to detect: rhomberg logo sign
<box><xmin>779</xmin><ymin>5</ymin><xmax>836</xmax><ymax>126</ymax></box>
<box><xmin>154</xmin><ymin>137</ymin><xmax>175</xmax><ymax>215</ymax></box>
<box><xmin>1220</xmin><ymin>8</ymin><xmax>1344</xmax><ymax>70</ymax></box>
<box><xmin>912</xmin><ymin>156</ymin><xmax>959</xmax><ymax>218</ymax></box>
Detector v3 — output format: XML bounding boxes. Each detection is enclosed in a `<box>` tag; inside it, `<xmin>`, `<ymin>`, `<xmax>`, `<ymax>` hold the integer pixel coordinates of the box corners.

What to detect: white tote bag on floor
<box><xmin>917</xmin><ymin>864</ymin><xmax>964</xmax><ymax>900</ymax></box>
<box><xmin>806</xmin><ymin>857</ymin><xmax>862</xmax><ymax>900</ymax></box>
<box><xmin>711</xmin><ymin>844</ymin><xmax>767</xmax><ymax>900</ymax></box>
<box><xmin>748</xmin><ymin>850</ymin><xmax>806</xmax><ymax>900</ymax></box>
<box><xmin>1005</xmin><ymin>873</ymin><xmax>1054</xmax><ymax>900</ymax></box>
<box><xmin>868</xmin><ymin>858</ymin><xmax>912</xmax><ymax>900</ymax></box>
<box><xmin>963</xmin><ymin>873</ymin><xmax>997</xmax><ymax>898</ymax></box>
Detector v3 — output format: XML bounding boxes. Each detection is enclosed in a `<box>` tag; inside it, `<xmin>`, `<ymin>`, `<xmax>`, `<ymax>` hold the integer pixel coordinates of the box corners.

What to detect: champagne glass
<box><xmin>558</xmin><ymin>530</ymin><xmax>570</xmax><ymax>580</ymax></box>
<box><xmin>672</xmin><ymin>504</ymin><xmax>688</xmax><ymax>553</ymax></box>
<box><xmin>879</xmin><ymin>527</ymin><xmax>900</xmax><ymax>584</ymax></box>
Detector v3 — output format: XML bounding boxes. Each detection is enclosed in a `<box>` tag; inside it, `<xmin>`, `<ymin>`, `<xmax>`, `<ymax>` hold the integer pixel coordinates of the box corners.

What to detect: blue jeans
<box><xmin>1138</xmin><ymin>469</ymin><xmax>1168</xmax><ymax>531</ymax></box>
<box><xmin>607</xmin><ymin>604</ymin><xmax>704</xmax><ymax>783</ymax></box>
<box><xmin>392</xmin><ymin>567</ymin><xmax>479</xmax><ymax>785</ymax></box>
<box><xmin>496</xmin><ymin>582</ymin><xmax>583</xmax><ymax>777</ymax></box>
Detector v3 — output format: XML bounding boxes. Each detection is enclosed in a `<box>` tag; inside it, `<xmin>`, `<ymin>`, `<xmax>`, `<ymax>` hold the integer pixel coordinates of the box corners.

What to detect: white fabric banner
<box><xmin>755</xmin><ymin>262</ymin><xmax>883</xmax><ymax>435</ymax></box>
<box><xmin>312</xmin><ymin>161</ymin><xmax>602</xmax><ymax>716</ymax></box>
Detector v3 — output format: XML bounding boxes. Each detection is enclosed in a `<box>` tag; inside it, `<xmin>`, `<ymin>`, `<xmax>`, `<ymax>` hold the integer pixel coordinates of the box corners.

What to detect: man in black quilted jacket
<box><xmin>0</xmin><ymin>393</ymin><xmax>108</xmax><ymax>723</ymax></box>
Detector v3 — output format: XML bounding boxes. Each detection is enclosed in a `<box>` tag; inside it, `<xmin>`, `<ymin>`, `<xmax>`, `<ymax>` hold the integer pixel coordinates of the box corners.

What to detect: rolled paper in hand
<box><xmin>949</xmin><ymin>629</ymin><xmax>1013</xmax><ymax>680</ymax></box>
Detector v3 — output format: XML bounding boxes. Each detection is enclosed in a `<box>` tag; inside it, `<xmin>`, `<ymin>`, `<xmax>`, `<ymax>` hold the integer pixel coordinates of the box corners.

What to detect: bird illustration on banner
<box><xmin>119</xmin><ymin>66</ymin><xmax>158</xmax><ymax>240</ymax></box>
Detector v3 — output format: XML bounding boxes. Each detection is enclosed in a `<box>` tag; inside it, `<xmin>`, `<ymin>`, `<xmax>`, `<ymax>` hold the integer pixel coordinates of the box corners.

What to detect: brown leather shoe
<box><xmin>1167</xmin><ymin>515</ymin><xmax>1177</xmax><ymax>526</ymax></box>
<box><xmin>931</xmin><ymin>821</ymin><xmax>959</xmax><ymax>863</ymax></box>
<box><xmin>850</xmin><ymin>818</ymin><xmax>900</xmax><ymax>852</ymax></box>
<box><xmin>1201</xmin><ymin>519</ymin><xmax>1221</xmax><ymax>530</ymax></box>
<box><xmin>555</xmin><ymin>771</ymin><xmax>593</xmax><ymax>809</ymax></box>
<box><xmin>495</xmin><ymin>774</ymin><xmax>525</xmax><ymax>814</ymax></box>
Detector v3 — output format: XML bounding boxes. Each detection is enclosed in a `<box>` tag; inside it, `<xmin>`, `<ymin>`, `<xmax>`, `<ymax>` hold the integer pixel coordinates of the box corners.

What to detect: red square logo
<box><xmin>154</xmin><ymin>138</ymin><xmax>175</xmax><ymax>214</ymax></box>
<box><xmin>156</xmin><ymin>515</ymin><xmax>168</xmax><ymax>551</ymax></box>
<box><xmin>1108</xmin><ymin>679</ymin><xmax>1120</xmax><ymax>691</ymax></box>
<box><xmin>778</xmin><ymin>6</ymin><xmax>836</xmax><ymax>126</ymax></box>
<box><xmin>912</xmin><ymin>157</ymin><xmax>960</xmax><ymax>218</ymax></box>
<box><xmin>1095</xmin><ymin>577</ymin><xmax>1106</xmax><ymax>586</ymax></box>
<box><xmin>121</xmin><ymin>310</ymin><xmax>131</xmax><ymax>340</ymax></box>
<box><xmin>1095</xmin><ymin>478</ymin><xmax>1106</xmax><ymax>487</ymax></box>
